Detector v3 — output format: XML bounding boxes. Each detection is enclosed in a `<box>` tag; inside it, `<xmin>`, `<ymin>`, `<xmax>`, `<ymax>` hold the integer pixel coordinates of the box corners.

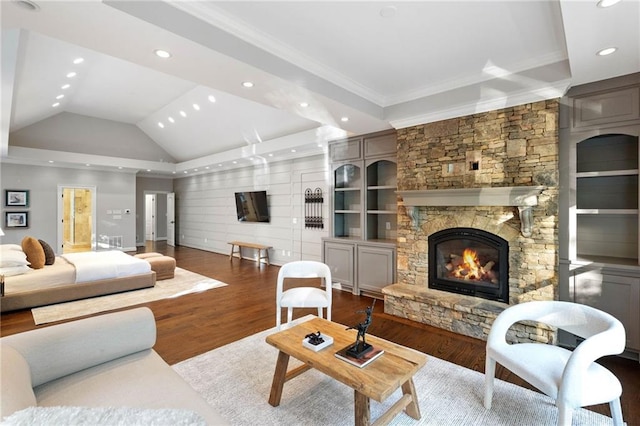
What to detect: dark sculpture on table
<box><xmin>345</xmin><ymin>300</ymin><xmax>375</xmax><ymax>359</ymax></box>
<box><xmin>305</xmin><ymin>331</ymin><xmax>325</xmax><ymax>346</ymax></box>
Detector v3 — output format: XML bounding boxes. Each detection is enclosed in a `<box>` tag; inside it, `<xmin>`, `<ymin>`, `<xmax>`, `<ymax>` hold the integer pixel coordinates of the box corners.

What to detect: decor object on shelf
<box><xmin>484</xmin><ymin>300</ymin><xmax>626</xmax><ymax>426</ymax></box>
<box><xmin>5</xmin><ymin>211</ymin><xmax>29</xmax><ymax>228</ymax></box>
<box><xmin>304</xmin><ymin>188</ymin><xmax>324</xmax><ymax>229</ymax></box>
<box><xmin>276</xmin><ymin>260</ymin><xmax>332</xmax><ymax>330</ymax></box>
<box><xmin>5</xmin><ymin>190</ymin><xmax>29</xmax><ymax>207</ymax></box>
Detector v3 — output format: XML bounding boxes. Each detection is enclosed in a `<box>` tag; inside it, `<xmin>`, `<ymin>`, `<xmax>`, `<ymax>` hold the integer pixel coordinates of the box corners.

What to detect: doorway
<box><xmin>143</xmin><ymin>192</ymin><xmax>173</xmax><ymax>245</ymax></box>
<box><xmin>58</xmin><ymin>186</ymin><xmax>96</xmax><ymax>253</ymax></box>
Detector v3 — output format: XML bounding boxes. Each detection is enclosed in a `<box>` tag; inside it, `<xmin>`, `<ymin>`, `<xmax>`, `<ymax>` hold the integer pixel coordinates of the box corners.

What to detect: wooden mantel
<box><xmin>397</xmin><ymin>186</ymin><xmax>546</xmax><ymax>237</ymax></box>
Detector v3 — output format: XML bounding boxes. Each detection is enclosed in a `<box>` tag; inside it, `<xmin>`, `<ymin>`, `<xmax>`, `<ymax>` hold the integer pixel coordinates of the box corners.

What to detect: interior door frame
<box><xmin>143</xmin><ymin>191</ymin><xmax>171</xmax><ymax>244</ymax></box>
<box><xmin>57</xmin><ymin>184</ymin><xmax>97</xmax><ymax>254</ymax></box>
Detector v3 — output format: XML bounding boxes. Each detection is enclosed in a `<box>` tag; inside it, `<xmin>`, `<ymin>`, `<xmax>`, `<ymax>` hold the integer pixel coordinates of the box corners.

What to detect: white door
<box><xmin>167</xmin><ymin>192</ymin><xmax>175</xmax><ymax>246</ymax></box>
<box><xmin>145</xmin><ymin>194</ymin><xmax>156</xmax><ymax>241</ymax></box>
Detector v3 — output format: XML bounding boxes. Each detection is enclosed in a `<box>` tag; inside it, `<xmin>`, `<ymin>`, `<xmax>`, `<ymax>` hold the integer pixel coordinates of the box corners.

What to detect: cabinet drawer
<box><xmin>329</xmin><ymin>138</ymin><xmax>362</xmax><ymax>162</ymax></box>
<box><xmin>323</xmin><ymin>241</ymin><xmax>355</xmax><ymax>287</ymax></box>
<box><xmin>573</xmin><ymin>87</ymin><xmax>640</xmax><ymax>129</ymax></box>
<box><xmin>574</xmin><ymin>270</ymin><xmax>640</xmax><ymax>350</ymax></box>
<box><xmin>364</xmin><ymin>133</ymin><xmax>397</xmax><ymax>157</ymax></box>
<box><xmin>356</xmin><ymin>244</ymin><xmax>396</xmax><ymax>293</ymax></box>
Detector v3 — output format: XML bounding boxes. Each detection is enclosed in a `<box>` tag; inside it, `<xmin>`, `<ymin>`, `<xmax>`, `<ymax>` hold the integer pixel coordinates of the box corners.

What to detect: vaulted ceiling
<box><xmin>2</xmin><ymin>0</ymin><xmax>638</xmax><ymax>176</ymax></box>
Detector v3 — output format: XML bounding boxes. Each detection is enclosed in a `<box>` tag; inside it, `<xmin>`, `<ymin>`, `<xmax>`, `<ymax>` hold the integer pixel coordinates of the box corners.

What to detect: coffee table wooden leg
<box><xmin>268</xmin><ymin>351</ymin><xmax>290</xmax><ymax>407</ymax></box>
<box><xmin>354</xmin><ymin>390</ymin><xmax>371</xmax><ymax>426</ymax></box>
<box><xmin>401</xmin><ymin>378</ymin><xmax>421</xmax><ymax>419</ymax></box>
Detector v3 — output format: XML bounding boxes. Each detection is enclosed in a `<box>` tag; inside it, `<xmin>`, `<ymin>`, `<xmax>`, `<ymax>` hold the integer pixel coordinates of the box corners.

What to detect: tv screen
<box><xmin>234</xmin><ymin>191</ymin><xmax>270</xmax><ymax>222</ymax></box>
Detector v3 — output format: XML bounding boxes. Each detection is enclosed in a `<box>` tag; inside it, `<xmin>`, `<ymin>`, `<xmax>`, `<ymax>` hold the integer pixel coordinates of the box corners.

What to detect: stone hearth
<box><xmin>384</xmin><ymin>100</ymin><xmax>559</xmax><ymax>344</ymax></box>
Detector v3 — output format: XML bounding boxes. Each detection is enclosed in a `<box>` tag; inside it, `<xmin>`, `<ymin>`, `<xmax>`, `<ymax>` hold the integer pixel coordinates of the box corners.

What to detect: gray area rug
<box><xmin>173</xmin><ymin>317</ymin><xmax>614</xmax><ymax>426</ymax></box>
<box><xmin>31</xmin><ymin>268</ymin><xmax>227</xmax><ymax>325</ymax></box>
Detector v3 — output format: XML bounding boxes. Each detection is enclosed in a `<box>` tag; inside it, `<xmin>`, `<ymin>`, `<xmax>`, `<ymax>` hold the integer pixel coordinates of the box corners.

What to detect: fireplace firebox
<box><xmin>428</xmin><ymin>227</ymin><xmax>509</xmax><ymax>303</ymax></box>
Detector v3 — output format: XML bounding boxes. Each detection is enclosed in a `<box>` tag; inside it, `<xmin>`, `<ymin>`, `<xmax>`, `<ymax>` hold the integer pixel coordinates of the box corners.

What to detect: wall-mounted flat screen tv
<box><xmin>234</xmin><ymin>191</ymin><xmax>270</xmax><ymax>222</ymax></box>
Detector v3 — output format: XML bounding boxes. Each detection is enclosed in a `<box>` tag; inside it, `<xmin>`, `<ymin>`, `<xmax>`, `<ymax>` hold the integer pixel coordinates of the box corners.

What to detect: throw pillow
<box><xmin>21</xmin><ymin>237</ymin><xmax>45</xmax><ymax>269</ymax></box>
<box><xmin>38</xmin><ymin>239</ymin><xmax>56</xmax><ymax>265</ymax></box>
<box><xmin>0</xmin><ymin>250</ymin><xmax>29</xmax><ymax>267</ymax></box>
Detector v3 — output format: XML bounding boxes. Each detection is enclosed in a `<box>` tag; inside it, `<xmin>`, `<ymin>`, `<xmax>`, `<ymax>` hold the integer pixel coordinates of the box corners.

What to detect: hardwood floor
<box><xmin>1</xmin><ymin>242</ymin><xmax>638</xmax><ymax>424</ymax></box>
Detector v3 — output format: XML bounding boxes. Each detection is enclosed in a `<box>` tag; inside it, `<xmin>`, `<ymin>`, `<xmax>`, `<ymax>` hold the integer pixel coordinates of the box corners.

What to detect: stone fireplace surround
<box><xmin>383</xmin><ymin>100</ymin><xmax>560</xmax><ymax>344</ymax></box>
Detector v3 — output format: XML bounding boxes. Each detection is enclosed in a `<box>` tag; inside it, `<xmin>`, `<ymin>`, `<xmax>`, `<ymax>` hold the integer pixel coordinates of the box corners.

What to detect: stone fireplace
<box><xmin>383</xmin><ymin>100</ymin><xmax>560</xmax><ymax>344</ymax></box>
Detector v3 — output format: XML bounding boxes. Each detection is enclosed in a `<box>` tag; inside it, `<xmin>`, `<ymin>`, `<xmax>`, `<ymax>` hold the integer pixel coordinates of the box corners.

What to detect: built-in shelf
<box><xmin>576</xmin><ymin>169</ymin><xmax>638</xmax><ymax>178</ymax></box>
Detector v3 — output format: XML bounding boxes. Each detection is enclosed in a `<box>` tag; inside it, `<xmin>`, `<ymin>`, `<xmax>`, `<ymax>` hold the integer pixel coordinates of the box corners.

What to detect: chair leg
<box><xmin>483</xmin><ymin>357</ymin><xmax>496</xmax><ymax>409</ymax></box>
<box><xmin>317</xmin><ymin>307</ymin><xmax>323</xmax><ymax>318</ymax></box>
<box><xmin>287</xmin><ymin>308</ymin><xmax>293</xmax><ymax>324</ymax></box>
<box><xmin>326</xmin><ymin>306</ymin><xmax>331</xmax><ymax>322</ymax></box>
<box><xmin>276</xmin><ymin>307</ymin><xmax>282</xmax><ymax>331</ymax></box>
<box><xmin>609</xmin><ymin>398</ymin><xmax>624</xmax><ymax>426</ymax></box>
<box><xmin>558</xmin><ymin>403</ymin><xmax>572</xmax><ymax>426</ymax></box>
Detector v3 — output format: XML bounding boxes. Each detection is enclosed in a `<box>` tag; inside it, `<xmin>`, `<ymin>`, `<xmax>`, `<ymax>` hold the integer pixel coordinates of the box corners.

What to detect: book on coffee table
<box><xmin>335</xmin><ymin>345</ymin><xmax>384</xmax><ymax>368</ymax></box>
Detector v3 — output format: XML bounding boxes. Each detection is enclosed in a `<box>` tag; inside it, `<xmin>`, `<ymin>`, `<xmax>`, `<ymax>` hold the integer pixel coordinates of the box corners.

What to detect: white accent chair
<box><xmin>276</xmin><ymin>260</ymin><xmax>332</xmax><ymax>330</ymax></box>
<box><xmin>484</xmin><ymin>300</ymin><xmax>626</xmax><ymax>426</ymax></box>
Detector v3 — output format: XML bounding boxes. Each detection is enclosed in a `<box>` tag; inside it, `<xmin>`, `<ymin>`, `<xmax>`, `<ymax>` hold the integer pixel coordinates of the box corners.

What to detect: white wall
<box><xmin>0</xmin><ymin>163</ymin><xmax>137</xmax><ymax>251</ymax></box>
<box><xmin>173</xmin><ymin>155</ymin><xmax>330</xmax><ymax>264</ymax></box>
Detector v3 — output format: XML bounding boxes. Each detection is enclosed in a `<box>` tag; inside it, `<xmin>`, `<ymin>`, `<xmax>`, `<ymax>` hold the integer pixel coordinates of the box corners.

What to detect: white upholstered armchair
<box><xmin>484</xmin><ymin>301</ymin><xmax>626</xmax><ymax>426</ymax></box>
<box><xmin>276</xmin><ymin>260</ymin><xmax>332</xmax><ymax>330</ymax></box>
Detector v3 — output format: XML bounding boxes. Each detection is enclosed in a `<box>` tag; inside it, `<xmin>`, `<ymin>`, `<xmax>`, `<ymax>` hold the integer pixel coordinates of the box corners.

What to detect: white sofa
<box><xmin>0</xmin><ymin>307</ymin><xmax>227</xmax><ymax>425</ymax></box>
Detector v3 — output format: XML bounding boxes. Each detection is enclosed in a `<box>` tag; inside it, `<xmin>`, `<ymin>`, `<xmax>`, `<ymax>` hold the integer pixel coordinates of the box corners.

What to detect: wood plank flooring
<box><xmin>1</xmin><ymin>242</ymin><xmax>638</xmax><ymax>424</ymax></box>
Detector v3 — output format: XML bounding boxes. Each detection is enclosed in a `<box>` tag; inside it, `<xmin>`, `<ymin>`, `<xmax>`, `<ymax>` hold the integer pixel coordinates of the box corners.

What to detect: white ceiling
<box><xmin>1</xmin><ymin>0</ymin><xmax>639</xmax><ymax>176</ymax></box>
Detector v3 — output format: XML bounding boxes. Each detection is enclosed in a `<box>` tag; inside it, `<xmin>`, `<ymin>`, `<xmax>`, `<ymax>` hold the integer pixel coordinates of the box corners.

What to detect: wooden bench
<box><xmin>228</xmin><ymin>241</ymin><xmax>271</xmax><ymax>265</ymax></box>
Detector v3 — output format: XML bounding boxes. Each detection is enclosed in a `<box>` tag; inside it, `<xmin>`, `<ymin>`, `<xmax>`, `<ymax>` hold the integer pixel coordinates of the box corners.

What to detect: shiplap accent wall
<box><xmin>173</xmin><ymin>155</ymin><xmax>329</xmax><ymax>265</ymax></box>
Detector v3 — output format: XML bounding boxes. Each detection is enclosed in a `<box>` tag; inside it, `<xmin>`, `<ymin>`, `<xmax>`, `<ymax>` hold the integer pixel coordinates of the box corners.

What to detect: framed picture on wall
<box><xmin>5</xmin><ymin>211</ymin><xmax>29</xmax><ymax>228</ymax></box>
<box><xmin>5</xmin><ymin>190</ymin><xmax>29</xmax><ymax>207</ymax></box>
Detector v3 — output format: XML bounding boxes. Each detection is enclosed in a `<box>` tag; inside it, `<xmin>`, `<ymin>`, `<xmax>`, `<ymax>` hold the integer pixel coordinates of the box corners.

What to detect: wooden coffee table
<box><xmin>265</xmin><ymin>317</ymin><xmax>427</xmax><ymax>426</ymax></box>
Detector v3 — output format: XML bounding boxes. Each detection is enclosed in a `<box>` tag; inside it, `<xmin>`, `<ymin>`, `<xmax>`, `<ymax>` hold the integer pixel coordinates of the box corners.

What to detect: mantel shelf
<box><xmin>397</xmin><ymin>186</ymin><xmax>546</xmax><ymax>238</ymax></box>
<box><xmin>396</xmin><ymin>186</ymin><xmax>546</xmax><ymax>208</ymax></box>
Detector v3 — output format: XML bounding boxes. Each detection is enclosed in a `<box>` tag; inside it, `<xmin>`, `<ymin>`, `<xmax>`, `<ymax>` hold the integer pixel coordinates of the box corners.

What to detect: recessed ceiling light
<box><xmin>193</xmin><ymin>103</ymin><xmax>200</xmax><ymax>111</ymax></box>
<box><xmin>218</xmin><ymin>164</ymin><xmax>223</xmax><ymax>167</ymax></box>
<box><xmin>300</xmin><ymin>102</ymin><xmax>309</xmax><ymax>108</ymax></box>
<box><xmin>52</xmin><ymin>102</ymin><xmax>60</xmax><ymax>107</ymax></box>
<box><xmin>66</xmin><ymin>72</ymin><xmax>77</xmax><ymax>78</ymax></box>
<box><xmin>11</xmin><ymin>0</ymin><xmax>40</xmax><ymax>12</ymax></box>
<box><xmin>242</xmin><ymin>81</ymin><xmax>254</xmax><ymax>88</ymax></box>
<box><xmin>118</xmin><ymin>166</ymin><xmax>123</xmax><ymax>169</ymax></box>
<box><xmin>205</xmin><ymin>166</ymin><xmax>210</xmax><ymax>169</ymax></box>
<box><xmin>168</xmin><ymin>117</ymin><xmax>175</xmax><ymax>123</ymax></box>
<box><xmin>341</xmin><ymin>117</ymin><xmax>349</xmax><ymax>122</ymax></box>
<box><xmin>232</xmin><ymin>161</ymin><xmax>238</xmax><ymax>164</ymax></box>
<box><xmin>73</xmin><ymin>57</ymin><xmax>84</xmax><ymax>65</ymax></box>
<box><xmin>194</xmin><ymin>168</ymin><xmax>198</xmax><ymax>172</ymax></box>
<box><xmin>154</xmin><ymin>49</ymin><xmax>172</xmax><ymax>59</ymax></box>
<box><xmin>317</xmin><ymin>143</ymin><xmax>323</xmax><ymax>148</ymax></box>
<box><xmin>380</xmin><ymin>5</ymin><xmax>397</xmax><ymax>18</ymax></box>
<box><xmin>208</xmin><ymin>95</ymin><xmax>216</xmax><ymax>103</ymax></box>
<box><xmin>268</xmin><ymin>153</ymin><xmax>273</xmax><ymax>157</ymax></box>
<box><xmin>291</xmin><ymin>149</ymin><xmax>296</xmax><ymax>153</ymax></box>
<box><xmin>597</xmin><ymin>0</ymin><xmax>621</xmax><ymax>7</ymax></box>
<box><xmin>85</xmin><ymin>164</ymin><xmax>91</xmax><ymax>167</ymax></box>
<box><xmin>158</xmin><ymin>122</ymin><xmax>165</xmax><ymax>128</ymax></box>
<box><xmin>597</xmin><ymin>47</ymin><xmax>617</xmax><ymax>56</ymax></box>
<box><xmin>179</xmin><ymin>111</ymin><xmax>187</xmax><ymax>117</ymax></box>
<box><xmin>147</xmin><ymin>169</ymin><xmax>151</xmax><ymax>172</ymax></box>
<box><xmin>61</xmin><ymin>84</ymin><xmax>70</xmax><ymax>90</ymax></box>
<box><xmin>56</xmin><ymin>94</ymin><xmax>64</xmax><ymax>100</ymax></box>
<box><xmin>172</xmin><ymin>171</ymin><xmax>176</xmax><ymax>174</ymax></box>
<box><xmin>48</xmin><ymin>160</ymin><xmax>54</xmax><ymax>163</ymax></box>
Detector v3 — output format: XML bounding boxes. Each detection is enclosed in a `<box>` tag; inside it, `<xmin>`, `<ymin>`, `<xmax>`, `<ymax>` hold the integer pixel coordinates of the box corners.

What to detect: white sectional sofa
<box><xmin>0</xmin><ymin>307</ymin><xmax>227</xmax><ymax>425</ymax></box>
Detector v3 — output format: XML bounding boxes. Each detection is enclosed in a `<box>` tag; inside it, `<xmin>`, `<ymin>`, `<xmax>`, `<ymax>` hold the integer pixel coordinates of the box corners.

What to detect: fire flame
<box><xmin>448</xmin><ymin>247</ymin><xmax>495</xmax><ymax>282</ymax></box>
